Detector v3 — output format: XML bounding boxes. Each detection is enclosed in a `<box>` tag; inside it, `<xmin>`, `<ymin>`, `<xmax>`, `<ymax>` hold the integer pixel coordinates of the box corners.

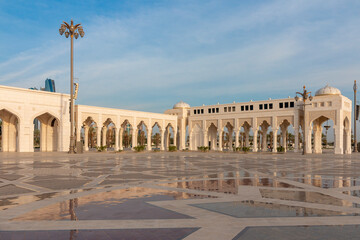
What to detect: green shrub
<box><xmin>134</xmin><ymin>145</ymin><xmax>146</xmax><ymax>152</ymax></box>
<box><xmin>277</xmin><ymin>146</ymin><xmax>285</xmax><ymax>152</ymax></box>
<box><xmin>234</xmin><ymin>147</ymin><xmax>242</xmax><ymax>152</ymax></box>
<box><xmin>197</xmin><ymin>146</ymin><xmax>209</xmax><ymax>152</ymax></box>
<box><xmin>242</xmin><ymin>147</ymin><xmax>251</xmax><ymax>152</ymax></box>
<box><xmin>168</xmin><ymin>146</ymin><xmax>177</xmax><ymax>152</ymax></box>
<box><xmin>96</xmin><ymin>146</ymin><xmax>107</xmax><ymax>152</ymax></box>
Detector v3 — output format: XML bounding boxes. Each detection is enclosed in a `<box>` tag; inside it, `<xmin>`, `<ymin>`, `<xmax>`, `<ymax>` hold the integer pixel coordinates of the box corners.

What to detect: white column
<box><xmin>84</xmin><ymin>126</ymin><xmax>89</xmax><ymax>151</ymax></box>
<box><xmin>345</xmin><ymin>129</ymin><xmax>351</xmax><ymax>154</ymax></box>
<box><xmin>235</xmin><ymin>130</ymin><xmax>239</xmax><ymax>148</ymax></box>
<box><xmin>218</xmin><ymin>130</ymin><xmax>223</xmax><ymax>151</ymax></box>
<box><xmin>334</xmin><ymin>125</ymin><xmax>344</xmax><ymax>154</ymax></box>
<box><xmin>272</xmin><ymin>128</ymin><xmax>278</xmax><ymax>152</ymax></box>
<box><xmin>102</xmin><ymin>126</ymin><xmax>107</xmax><ymax>148</ymax></box>
<box><xmin>119</xmin><ymin>128</ymin><xmax>123</xmax><ymax>150</ymax></box>
<box><xmin>173</xmin><ymin>131</ymin><xmax>177</xmax><ymax>149</ymax></box>
<box><xmin>253</xmin><ymin>128</ymin><xmax>258</xmax><ymax>152</ymax></box>
<box><xmin>2</xmin><ymin>121</ymin><xmax>9</xmax><ymax>152</ymax></box>
<box><xmin>147</xmin><ymin>129</ymin><xmax>152</xmax><ymax>151</ymax></box>
<box><xmin>160</xmin><ymin>130</ymin><xmax>165</xmax><ymax>151</ymax></box>
<box><xmin>281</xmin><ymin>127</ymin><xmax>287</xmax><ymax>153</ymax></box>
<box><xmin>313</xmin><ymin>125</ymin><xmax>322</xmax><ymax>154</ymax></box>
<box><xmin>96</xmin><ymin>127</ymin><xmax>101</xmax><ymax>147</ymax></box>
<box><xmin>202</xmin><ymin>129</ymin><xmax>208</xmax><ymax>147</ymax></box>
<box><xmin>305</xmin><ymin>126</ymin><xmax>312</xmax><ymax>154</ymax></box>
<box><xmin>114</xmin><ymin>128</ymin><xmax>119</xmax><ymax>151</ymax></box>
<box><xmin>294</xmin><ymin>127</ymin><xmax>299</xmax><ymax>153</ymax></box>
<box><xmin>132</xmin><ymin>129</ymin><xmax>136</xmax><ymax>150</ymax></box>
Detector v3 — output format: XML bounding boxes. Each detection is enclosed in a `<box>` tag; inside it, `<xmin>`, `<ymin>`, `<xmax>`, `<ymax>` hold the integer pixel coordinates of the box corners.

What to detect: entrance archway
<box><xmin>0</xmin><ymin>109</ymin><xmax>19</xmax><ymax>152</ymax></box>
<box><xmin>33</xmin><ymin>112</ymin><xmax>59</xmax><ymax>152</ymax></box>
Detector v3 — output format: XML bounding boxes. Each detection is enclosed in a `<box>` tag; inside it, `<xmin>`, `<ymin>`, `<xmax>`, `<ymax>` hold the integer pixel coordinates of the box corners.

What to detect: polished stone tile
<box><xmin>0</xmin><ymin>228</ymin><xmax>200</xmax><ymax>240</ymax></box>
<box><xmin>233</xmin><ymin>225</ymin><xmax>360</xmax><ymax>240</ymax></box>
<box><xmin>191</xmin><ymin>201</ymin><xmax>353</xmax><ymax>218</ymax></box>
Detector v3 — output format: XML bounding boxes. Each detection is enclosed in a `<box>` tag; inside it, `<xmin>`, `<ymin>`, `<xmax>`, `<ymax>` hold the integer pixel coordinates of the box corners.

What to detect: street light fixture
<box><xmin>295</xmin><ymin>85</ymin><xmax>313</xmax><ymax>155</ymax></box>
<box><xmin>59</xmin><ymin>20</ymin><xmax>85</xmax><ymax>153</ymax></box>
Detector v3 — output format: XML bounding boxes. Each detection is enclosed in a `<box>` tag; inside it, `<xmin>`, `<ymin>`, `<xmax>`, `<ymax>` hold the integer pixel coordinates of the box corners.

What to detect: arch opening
<box><xmin>0</xmin><ymin>109</ymin><xmax>20</xmax><ymax>152</ymax></box>
<box><xmin>33</xmin><ymin>112</ymin><xmax>59</xmax><ymax>152</ymax></box>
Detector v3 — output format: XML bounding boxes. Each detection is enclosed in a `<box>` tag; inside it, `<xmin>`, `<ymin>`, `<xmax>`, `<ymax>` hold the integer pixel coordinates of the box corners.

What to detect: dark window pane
<box><xmin>208</xmin><ymin>108</ymin><xmax>211</xmax><ymax>113</ymax></box>
<box><xmin>212</xmin><ymin>108</ymin><xmax>215</xmax><ymax>113</ymax></box>
<box><xmin>201</xmin><ymin>109</ymin><xmax>204</xmax><ymax>114</ymax></box>
<box><xmin>224</xmin><ymin>107</ymin><xmax>227</xmax><ymax>112</ymax></box>
<box><xmin>245</xmin><ymin>105</ymin><xmax>249</xmax><ymax>111</ymax></box>
<box><xmin>241</xmin><ymin>106</ymin><xmax>244</xmax><ymax>111</ymax></box>
<box><xmin>290</xmin><ymin>102</ymin><xmax>294</xmax><ymax>107</ymax></box>
<box><xmin>259</xmin><ymin>104</ymin><xmax>263</xmax><ymax>110</ymax></box>
<box><xmin>250</xmin><ymin>105</ymin><xmax>253</xmax><ymax>110</ymax></box>
<box><xmin>285</xmin><ymin>102</ymin><xmax>289</xmax><ymax>108</ymax></box>
<box><xmin>232</xmin><ymin>106</ymin><xmax>235</xmax><ymax>111</ymax></box>
<box><xmin>216</xmin><ymin>108</ymin><xmax>219</xmax><ymax>113</ymax></box>
<box><xmin>269</xmin><ymin>103</ymin><xmax>273</xmax><ymax>109</ymax></box>
<box><xmin>264</xmin><ymin>104</ymin><xmax>268</xmax><ymax>109</ymax></box>
<box><xmin>279</xmin><ymin>103</ymin><xmax>283</xmax><ymax>108</ymax></box>
<box><xmin>194</xmin><ymin>110</ymin><xmax>196</xmax><ymax>114</ymax></box>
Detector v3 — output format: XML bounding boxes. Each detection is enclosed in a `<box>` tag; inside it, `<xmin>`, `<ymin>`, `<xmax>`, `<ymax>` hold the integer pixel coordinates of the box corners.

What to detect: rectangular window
<box><xmin>245</xmin><ymin>105</ymin><xmax>249</xmax><ymax>111</ymax></box>
<box><xmin>259</xmin><ymin>104</ymin><xmax>263</xmax><ymax>110</ymax></box>
<box><xmin>250</xmin><ymin>105</ymin><xmax>253</xmax><ymax>110</ymax></box>
<box><xmin>232</xmin><ymin>106</ymin><xmax>235</xmax><ymax>112</ymax></box>
<box><xmin>279</xmin><ymin>102</ymin><xmax>283</xmax><ymax>108</ymax></box>
<box><xmin>197</xmin><ymin>109</ymin><xmax>200</xmax><ymax>114</ymax></box>
<box><xmin>201</xmin><ymin>109</ymin><xmax>204</xmax><ymax>114</ymax></box>
<box><xmin>285</xmin><ymin>102</ymin><xmax>289</xmax><ymax>108</ymax></box>
<box><xmin>224</xmin><ymin>107</ymin><xmax>227</xmax><ymax>112</ymax></box>
<box><xmin>241</xmin><ymin>106</ymin><xmax>244</xmax><ymax>111</ymax></box>
<box><xmin>216</xmin><ymin>108</ymin><xmax>219</xmax><ymax>113</ymax></box>
<box><xmin>228</xmin><ymin>106</ymin><xmax>231</xmax><ymax>112</ymax></box>
<box><xmin>264</xmin><ymin>104</ymin><xmax>268</xmax><ymax>110</ymax></box>
<box><xmin>269</xmin><ymin>103</ymin><xmax>273</xmax><ymax>109</ymax></box>
<box><xmin>328</xmin><ymin>101</ymin><xmax>332</xmax><ymax>107</ymax></box>
<box><xmin>290</xmin><ymin>102</ymin><xmax>294</xmax><ymax>108</ymax></box>
<box><xmin>321</xmin><ymin>102</ymin><xmax>325</xmax><ymax>107</ymax></box>
<box><xmin>194</xmin><ymin>110</ymin><xmax>196</xmax><ymax>114</ymax></box>
<box><xmin>208</xmin><ymin>108</ymin><xmax>211</xmax><ymax>113</ymax></box>
<box><xmin>212</xmin><ymin>108</ymin><xmax>215</xmax><ymax>113</ymax></box>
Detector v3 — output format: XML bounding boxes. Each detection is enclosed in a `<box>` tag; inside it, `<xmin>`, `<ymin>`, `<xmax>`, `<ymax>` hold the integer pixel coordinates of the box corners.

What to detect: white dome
<box><xmin>173</xmin><ymin>101</ymin><xmax>190</xmax><ymax>109</ymax></box>
<box><xmin>315</xmin><ymin>85</ymin><xmax>341</xmax><ymax>96</ymax></box>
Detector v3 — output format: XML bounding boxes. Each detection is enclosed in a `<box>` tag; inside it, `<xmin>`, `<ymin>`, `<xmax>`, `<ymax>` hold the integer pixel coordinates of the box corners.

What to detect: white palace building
<box><xmin>0</xmin><ymin>84</ymin><xmax>352</xmax><ymax>154</ymax></box>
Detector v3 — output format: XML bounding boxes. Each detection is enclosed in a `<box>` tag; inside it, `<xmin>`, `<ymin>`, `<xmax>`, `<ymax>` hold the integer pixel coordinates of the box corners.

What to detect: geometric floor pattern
<box><xmin>1</xmin><ymin>150</ymin><xmax>360</xmax><ymax>239</ymax></box>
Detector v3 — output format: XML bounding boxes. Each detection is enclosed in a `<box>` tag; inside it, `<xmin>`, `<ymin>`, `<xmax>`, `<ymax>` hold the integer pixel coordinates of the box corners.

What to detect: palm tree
<box><xmin>138</xmin><ymin>131</ymin><xmax>146</xmax><ymax>146</ymax></box>
<box><xmin>88</xmin><ymin>126</ymin><xmax>96</xmax><ymax>148</ymax></box>
<box><xmin>153</xmin><ymin>133</ymin><xmax>161</xmax><ymax>149</ymax></box>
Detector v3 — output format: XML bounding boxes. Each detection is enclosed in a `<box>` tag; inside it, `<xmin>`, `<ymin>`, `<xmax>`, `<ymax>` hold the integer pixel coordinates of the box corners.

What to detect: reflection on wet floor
<box><xmin>161</xmin><ymin>177</ymin><xmax>299</xmax><ymax>195</ymax></box>
<box><xmin>0</xmin><ymin>228</ymin><xmax>200</xmax><ymax>240</ymax></box>
<box><xmin>0</xmin><ymin>189</ymin><xmax>94</xmax><ymax>211</ymax></box>
<box><xmin>260</xmin><ymin>189</ymin><xmax>354</xmax><ymax>207</ymax></box>
<box><xmin>283</xmin><ymin>175</ymin><xmax>360</xmax><ymax>189</ymax></box>
<box><xmin>191</xmin><ymin>200</ymin><xmax>355</xmax><ymax>218</ymax></box>
<box><xmin>13</xmin><ymin>187</ymin><xmax>211</xmax><ymax>221</ymax></box>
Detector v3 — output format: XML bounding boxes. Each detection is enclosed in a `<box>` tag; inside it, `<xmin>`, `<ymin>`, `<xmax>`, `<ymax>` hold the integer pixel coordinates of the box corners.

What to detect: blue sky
<box><xmin>1</xmin><ymin>0</ymin><xmax>360</xmax><ymax>114</ymax></box>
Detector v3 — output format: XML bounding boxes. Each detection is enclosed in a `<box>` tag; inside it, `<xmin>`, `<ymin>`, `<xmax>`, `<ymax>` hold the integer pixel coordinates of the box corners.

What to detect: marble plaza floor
<box><xmin>1</xmin><ymin>150</ymin><xmax>360</xmax><ymax>239</ymax></box>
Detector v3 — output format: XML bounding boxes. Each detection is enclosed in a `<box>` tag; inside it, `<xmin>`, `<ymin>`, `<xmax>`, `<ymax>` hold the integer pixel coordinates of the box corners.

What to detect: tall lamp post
<box><xmin>59</xmin><ymin>20</ymin><xmax>85</xmax><ymax>153</ymax></box>
<box><xmin>354</xmin><ymin>80</ymin><xmax>357</xmax><ymax>152</ymax></box>
<box><xmin>295</xmin><ymin>86</ymin><xmax>313</xmax><ymax>155</ymax></box>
